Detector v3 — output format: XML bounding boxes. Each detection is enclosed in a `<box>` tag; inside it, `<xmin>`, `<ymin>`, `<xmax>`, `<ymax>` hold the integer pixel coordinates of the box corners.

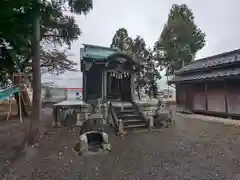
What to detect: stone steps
<box><xmin>124</xmin><ymin>122</ymin><xmax>148</xmax><ymax>129</ymax></box>
<box><xmin>113</xmin><ymin>104</ymin><xmax>148</xmax><ymax>131</ymax></box>
<box><xmin>118</xmin><ymin>114</ymin><xmax>140</xmax><ymax>120</ymax></box>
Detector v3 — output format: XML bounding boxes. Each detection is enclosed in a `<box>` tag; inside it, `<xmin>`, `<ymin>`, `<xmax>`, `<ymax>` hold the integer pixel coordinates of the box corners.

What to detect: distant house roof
<box><xmin>175</xmin><ymin>49</ymin><xmax>240</xmax><ymax>75</ymax></box>
<box><xmin>169</xmin><ymin>49</ymin><xmax>240</xmax><ymax>84</ymax></box>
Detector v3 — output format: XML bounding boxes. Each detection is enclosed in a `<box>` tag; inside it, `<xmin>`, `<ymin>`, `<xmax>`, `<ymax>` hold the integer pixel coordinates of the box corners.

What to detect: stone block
<box><xmin>102</xmin><ymin>103</ymin><xmax>108</xmax><ymax>108</ymax></box>
<box><xmin>147</xmin><ymin>111</ymin><xmax>155</xmax><ymax>116</ymax></box>
<box><xmin>79</xmin><ymin>133</ymin><xmax>88</xmax><ymax>153</ymax></box>
<box><xmin>51</xmin><ymin>121</ymin><xmax>56</xmax><ymax>127</ymax></box>
<box><xmin>136</xmin><ymin>100</ymin><xmax>159</xmax><ymax>107</ymax></box>
<box><xmin>76</xmin><ymin>121</ymin><xmax>84</xmax><ymax>126</ymax></box>
<box><xmin>142</xmin><ymin>106</ymin><xmax>157</xmax><ymax>111</ymax></box>
<box><xmin>76</xmin><ymin>114</ymin><xmax>81</xmax><ymax>121</ymax></box>
<box><xmin>84</xmin><ymin>113</ymin><xmax>89</xmax><ymax>121</ymax></box>
<box><xmin>88</xmin><ymin>113</ymin><xmax>103</xmax><ymax>120</ymax></box>
<box><xmin>148</xmin><ymin>117</ymin><xmax>154</xmax><ymax>129</ymax></box>
<box><xmin>102</xmin><ymin>144</ymin><xmax>111</xmax><ymax>151</ymax></box>
<box><xmin>56</xmin><ymin>122</ymin><xmax>61</xmax><ymax>127</ymax></box>
<box><xmin>142</xmin><ymin>112</ymin><xmax>148</xmax><ymax>117</ymax></box>
<box><xmin>101</xmin><ymin>132</ymin><xmax>109</xmax><ymax>144</ymax></box>
<box><xmin>118</xmin><ymin>119</ymin><xmax>124</xmax><ymax>134</ymax></box>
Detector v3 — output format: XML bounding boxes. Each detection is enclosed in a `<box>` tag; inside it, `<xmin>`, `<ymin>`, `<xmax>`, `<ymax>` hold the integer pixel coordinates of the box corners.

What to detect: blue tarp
<box><xmin>0</xmin><ymin>86</ymin><xmax>20</xmax><ymax>100</ymax></box>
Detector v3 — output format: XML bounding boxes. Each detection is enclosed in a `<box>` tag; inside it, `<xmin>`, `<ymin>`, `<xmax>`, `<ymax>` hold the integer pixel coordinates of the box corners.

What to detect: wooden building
<box><xmin>80</xmin><ymin>44</ymin><xmax>140</xmax><ymax>104</ymax></box>
<box><xmin>169</xmin><ymin>49</ymin><xmax>240</xmax><ymax>119</ymax></box>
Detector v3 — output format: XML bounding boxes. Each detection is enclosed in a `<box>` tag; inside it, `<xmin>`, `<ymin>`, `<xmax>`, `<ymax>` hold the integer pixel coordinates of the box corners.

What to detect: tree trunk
<box><xmin>25</xmin><ymin>13</ymin><xmax>42</xmax><ymax>146</ymax></box>
<box><xmin>13</xmin><ymin>13</ymin><xmax>42</xmax><ymax>159</ymax></box>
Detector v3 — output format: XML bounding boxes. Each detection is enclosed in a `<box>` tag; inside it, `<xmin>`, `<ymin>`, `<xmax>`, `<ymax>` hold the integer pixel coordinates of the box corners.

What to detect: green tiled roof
<box><xmin>81</xmin><ymin>44</ymin><xmax>118</xmax><ymax>61</ymax></box>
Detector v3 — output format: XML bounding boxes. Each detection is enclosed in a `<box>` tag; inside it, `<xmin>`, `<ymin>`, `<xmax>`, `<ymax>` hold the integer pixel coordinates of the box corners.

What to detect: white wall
<box><xmin>41</xmin><ymin>87</ymin><xmax>83</xmax><ymax>102</ymax></box>
<box><xmin>42</xmin><ymin>87</ymin><xmax>66</xmax><ymax>102</ymax></box>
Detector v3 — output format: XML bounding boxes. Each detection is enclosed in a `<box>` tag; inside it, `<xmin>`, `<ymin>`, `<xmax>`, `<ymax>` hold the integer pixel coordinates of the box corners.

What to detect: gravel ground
<box><xmin>1</xmin><ymin>110</ymin><xmax>240</xmax><ymax>180</ymax></box>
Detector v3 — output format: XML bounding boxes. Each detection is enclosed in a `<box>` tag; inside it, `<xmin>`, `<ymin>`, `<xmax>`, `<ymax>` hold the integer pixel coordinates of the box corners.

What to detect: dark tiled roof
<box><xmin>170</xmin><ymin>68</ymin><xmax>240</xmax><ymax>83</ymax></box>
<box><xmin>176</xmin><ymin>49</ymin><xmax>240</xmax><ymax>74</ymax></box>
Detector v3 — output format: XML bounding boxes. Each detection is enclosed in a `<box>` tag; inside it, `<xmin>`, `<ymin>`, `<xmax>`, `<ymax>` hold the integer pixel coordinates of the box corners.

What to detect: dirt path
<box><xmin>1</xmin><ymin>111</ymin><xmax>240</xmax><ymax>179</ymax></box>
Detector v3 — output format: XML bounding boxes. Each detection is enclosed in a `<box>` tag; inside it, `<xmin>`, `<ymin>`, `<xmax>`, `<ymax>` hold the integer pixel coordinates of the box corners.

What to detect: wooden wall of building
<box><xmin>192</xmin><ymin>84</ymin><xmax>206</xmax><ymax>111</ymax></box>
<box><xmin>207</xmin><ymin>83</ymin><xmax>225</xmax><ymax>113</ymax></box>
<box><xmin>176</xmin><ymin>84</ymin><xmax>193</xmax><ymax>113</ymax></box>
<box><xmin>227</xmin><ymin>80</ymin><xmax>240</xmax><ymax>114</ymax></box>
<box><xmin>85</xmin><ymin>65</ymin><xmax>102</xmax><ymax>101</ymax></box>
<box><xmin>176</xmin><ymin>80</ymin><xmax>240</xmax><ymax>117</ymax></box>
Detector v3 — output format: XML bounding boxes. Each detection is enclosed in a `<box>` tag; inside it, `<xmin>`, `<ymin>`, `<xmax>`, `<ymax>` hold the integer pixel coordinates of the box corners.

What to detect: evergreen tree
<box><xmin>154</xmin><ymin>4</ymin><xmax>206</xmax><ymax>75</ymax></box>
<box><xmin>110</xmin><ymin>29</ymin><xmax>161</xmax><ymax>98</ymax></box>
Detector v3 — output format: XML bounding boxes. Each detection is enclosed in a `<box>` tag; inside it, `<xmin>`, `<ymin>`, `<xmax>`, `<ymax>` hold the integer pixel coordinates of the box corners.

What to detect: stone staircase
<box><xmin>113</xmin><ymin>104</ymin><xmax>148</xmax><ymax>131</ymax></box>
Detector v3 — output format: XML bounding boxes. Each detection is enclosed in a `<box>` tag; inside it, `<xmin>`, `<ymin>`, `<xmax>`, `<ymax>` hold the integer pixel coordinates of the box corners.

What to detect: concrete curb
<box><xmin>176</xmin><ymin>113</ymin><xmax>240</xmax><ymax>126</ymax></box>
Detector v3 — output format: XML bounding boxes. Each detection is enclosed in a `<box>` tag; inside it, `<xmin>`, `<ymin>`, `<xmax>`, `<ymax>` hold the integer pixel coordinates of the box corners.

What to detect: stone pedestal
<box><xmin>118</xmin><ymin>119</ymin><xmax>124</xmax><ymax>134</ymax></box>
<box><xmin>101</xmin><ymin>132</ymin><xmax>111</xmax><ymax>151</ymax></box>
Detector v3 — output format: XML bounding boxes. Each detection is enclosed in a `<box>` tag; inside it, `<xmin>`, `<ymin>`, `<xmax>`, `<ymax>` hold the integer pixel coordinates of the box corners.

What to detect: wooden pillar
<box><xmin>183</xmin><ymin>85</ymin><xmax>187</xmax><ymax>112</ymax></box>
<box><xmin>175</xmin><ymin>84</ymin><xmax>178</xmax><ymax>104</ymax></box>
<box><xmin>101</xmin><ymin>71</ymin><xmax>104</xmax><ymax>101</ymax></box>
<box><xmin>188</xmin><ymin>85</ymin><xmax>193</xmax><ymax>111</ymax></box>
<box><xmin>83</xmin><ymin>71</ymin><xmax>87</xmax><ymax>101</ymax></box>
<box><xmin>104</xmin><ymin>71</ymin><xmax>107</xmax><ymax>101</ymax></box>
<box><xmin>102</xmin><ymin>71</ymin><xmax>107</xmax><ymax>102</ymax></box>
<box><xmin>175</xmin><ymin>84</ymin><xmax>178</xmax><ymax>112</ymax></box>
<box><xmin>204</xmin><ymin>83</ymin><xmax>208</xmax><ymax>112</ymax></box>
<box><xmin>130</xmin><ymin>73</ymin><xmax>136</xmax><ymax>102</ymax></box>
<box><xmin>224</xmin><ymin>81</ymin><xmax>228</xmax><ymax>114</ymax></box>
<box><xmin>64</xmin><ymin>89</ymin><xmax>67</xmax><ymax>100</ymax></box>
<box><xmin>186</xmin><ymin>85</ymin><xmax>193</xmax><ymax>112</ymax></box>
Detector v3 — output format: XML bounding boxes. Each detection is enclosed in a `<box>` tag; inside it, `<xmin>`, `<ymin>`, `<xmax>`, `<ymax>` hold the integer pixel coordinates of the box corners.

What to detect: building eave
<box><xmin>169</xmin><ymin>68</ymin><xmax>240</xmax><ymax>84</ymax></box>
<box><xmin>175</xmin><ymin>49</ymin><xmax>240</xmax><ymax>75</ymax></box>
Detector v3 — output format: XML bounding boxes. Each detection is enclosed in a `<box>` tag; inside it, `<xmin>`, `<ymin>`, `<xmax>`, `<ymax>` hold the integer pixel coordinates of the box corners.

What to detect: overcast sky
<box><xmin>43</xmin><ymin>0</ymin><xmax>240</xmax><ymax>89</ymax></box>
